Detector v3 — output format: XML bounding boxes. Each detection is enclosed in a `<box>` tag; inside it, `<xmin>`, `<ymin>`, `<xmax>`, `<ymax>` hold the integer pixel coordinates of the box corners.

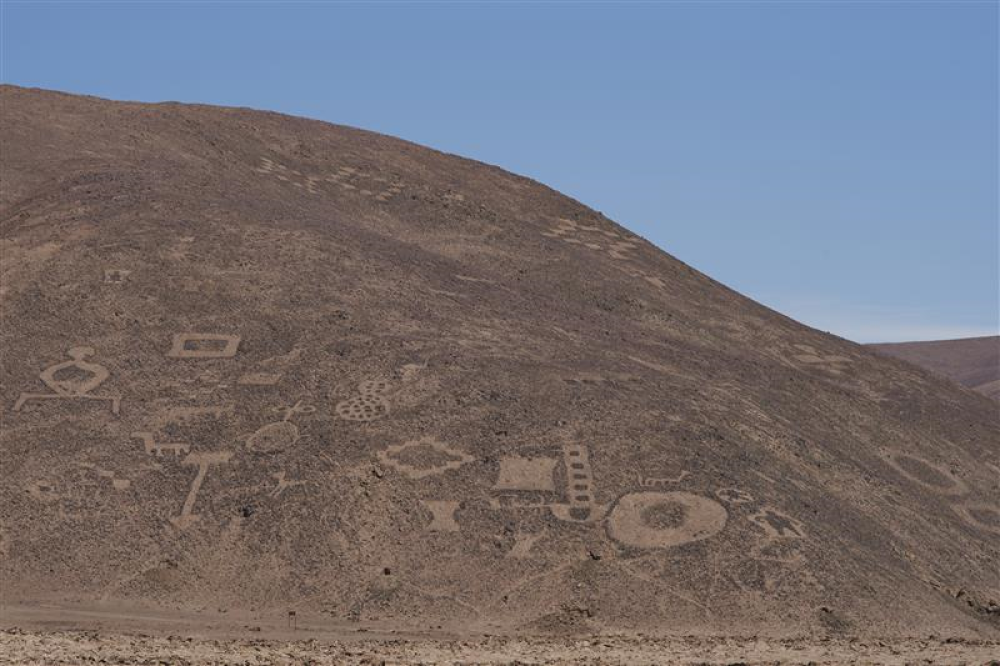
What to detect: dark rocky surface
<box><xmin>1</xmin><ymin>86</ymin><xmax>998</xmax><ymax>639</ymax></box>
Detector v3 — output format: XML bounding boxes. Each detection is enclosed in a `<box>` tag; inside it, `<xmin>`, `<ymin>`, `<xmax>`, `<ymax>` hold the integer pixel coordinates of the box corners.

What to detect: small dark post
<box><xmin>288</xmin><ymin>610</ymin><xmax>297</xmax><ymax>630</ymax></box>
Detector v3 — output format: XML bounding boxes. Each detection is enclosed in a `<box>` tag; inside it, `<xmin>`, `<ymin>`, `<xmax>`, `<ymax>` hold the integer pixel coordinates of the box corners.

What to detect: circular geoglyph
<box><xmin>607</xmin><ymin>491</ymin><xmax>728</xmax><ymax>549</ymax></box>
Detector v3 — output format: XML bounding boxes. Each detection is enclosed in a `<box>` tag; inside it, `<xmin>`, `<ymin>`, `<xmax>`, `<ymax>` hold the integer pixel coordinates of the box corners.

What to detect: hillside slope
<box><xmin>870</xmin><ymin>337</ymin><xmax>1000</xmax><ymax>401</ymax></box>
<box><xmin>1</xmin><ymin>86</ymin><xmax>998</xmax><ymax>639</ymax></box>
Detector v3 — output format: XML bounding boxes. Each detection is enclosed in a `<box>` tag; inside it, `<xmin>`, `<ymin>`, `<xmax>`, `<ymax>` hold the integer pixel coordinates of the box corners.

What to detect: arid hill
<box><xmin>870</xmin><ymin>336</ymin><xmax>1000</xmax><ymax>401</ymax></box>
<box><xmin>1</xmin><ymin>86</ymin><xmax>997</xmax><ymax>640</ymax></box>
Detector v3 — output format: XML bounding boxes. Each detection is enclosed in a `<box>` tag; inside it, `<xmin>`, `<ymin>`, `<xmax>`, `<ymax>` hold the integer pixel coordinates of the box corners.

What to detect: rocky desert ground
<box><xmin>4</xmin><ymin>628</ymin><xmax>1000</xmax><ymax>665</ymax></box>
<box><xmin>1</xmin><ymin>85</ymin><xmax>998</xmax><ymax>663</ymax></box>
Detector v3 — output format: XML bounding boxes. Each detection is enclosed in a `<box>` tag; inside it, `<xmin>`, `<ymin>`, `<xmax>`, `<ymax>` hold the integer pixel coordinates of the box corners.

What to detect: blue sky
<box><xmin>2</xmin><ymin>2</ymin><xmax>997</xmax><ymax>343</ymax></box>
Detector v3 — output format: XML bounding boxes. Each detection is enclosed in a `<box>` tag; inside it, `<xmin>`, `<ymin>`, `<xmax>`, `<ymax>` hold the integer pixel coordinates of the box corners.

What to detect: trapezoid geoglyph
<box><xmin>492</xmin><ymin>456</ymin><xmax>557</xmax><ymax>492</ymax></box>
<box><xmin>423</xmin><ymin>500</ymin><xmax>461</xmax><ymax>532</ymax></box>
<box><xmin>167</xmin><ymin>333</ymin><xmax>241</xmax><ymax>359</ymax></box>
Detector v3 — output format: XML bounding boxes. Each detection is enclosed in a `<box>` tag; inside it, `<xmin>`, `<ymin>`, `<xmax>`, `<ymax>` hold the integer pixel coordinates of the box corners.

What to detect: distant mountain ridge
<box><xmin>869</xmin><ymin>336</ymin><xmax>1000</xmax><ymax>401</ymax></box>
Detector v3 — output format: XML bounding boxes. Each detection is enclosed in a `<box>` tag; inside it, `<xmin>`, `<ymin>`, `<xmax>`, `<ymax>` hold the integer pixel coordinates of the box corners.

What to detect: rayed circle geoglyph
<box><xmin>606</xmin><ymin>491</ymin><xmax>728</xmax><ymax>549</ymax></box>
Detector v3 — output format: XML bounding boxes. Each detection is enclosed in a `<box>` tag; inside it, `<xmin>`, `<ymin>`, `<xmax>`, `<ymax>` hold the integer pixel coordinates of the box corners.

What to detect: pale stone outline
<box><xmin>132</xmin><ymin>432</ymin><xmax>190</xmax><ymax>459</ymax></box>
<box><xmin>269</xmin><ymin>471</ymin><xmax>307</xmax><ymax>498</ymax></box>
<box><xmin>488</xmin><ymin>445</ymin><xmax>607</xmax><ymax>523</ymax></box>
<box><xmin>492</xmin><ymin>456</ymin><xmax>557</xmax><ymax>492</ymax></box>
<box><xmin>167</xmin><ymin>333</ymin><xmax>241</xmax><ymax>359</ymax></box>
<box><xmin>715</xmin><ymin>487</ymin><xmax>756</xmax><ymax>505</ymax></box>
<box><xmin>246</xmin><ymin>400</ymin><xmax>314</xmax><ymax>453</ymax></box>
<box><xmin>508</xmin><ymin>532</ymin><xmax>544</xmax><ymax>559</ymax></box>
<box><xmin>637</xmin><ymin>471</ymin><xmax>690</xmax><ymax>488</ymax></box>
<box><xmin>607</xmin><ymin>491</ymin><xmax>728</xmax><ymax>549</ymax></box>
<box><xmin>549</xmin><ymin>444</ymin><xmax>608</xmax><ymax>523</ymax></box>
<box><xmin>335</xmin><ymin>379</ymin><xmax>391</xmax><ymax>422</ymax></box>
<box><xmin>378</xmin><ymin>437</ymin><xmax>473</xmax><ymax>479</ymax></box>
<box><xmin>885</xmin><ymin>452</ymin><xmax>970</xmax><ymax>496</ymax></box>
<box><xmin>13</xmin><ymin>346</ymin><xmax>121</xmax><ymax>415</ymax></box>
<box><xmin>423</xmin><ymin>500</ymin><xmax>461</xmax><ymax>532</ymax></box>
<box><xmin>952</xmin><ymin>502</ymin><xmax>1000</xmax><ymax>536</ymax></box>
<box><xmin>748</xmin><ymin>507</ymin><xmax>806</xmax><ymax>540</ymax></box>
<box><xmin>170</xmin><ymin>451</ymin><xmax>232</xmax><ymax>530</ymax></box>
<box><xmin>77</xmin><ymin>462</ymin><xmax>131</xmax><ymax>490</ymax></box>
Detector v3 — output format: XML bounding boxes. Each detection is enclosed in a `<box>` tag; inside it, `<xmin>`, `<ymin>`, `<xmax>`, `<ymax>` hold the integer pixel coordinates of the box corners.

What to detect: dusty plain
<box><xmin>2</xmin><ymin>605</ymin><xmax>999</xmax><ymax>665</ymax></box>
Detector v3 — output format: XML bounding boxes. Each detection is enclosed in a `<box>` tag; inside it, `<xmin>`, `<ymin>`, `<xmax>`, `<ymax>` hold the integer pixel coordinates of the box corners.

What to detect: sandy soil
<box><xmin>3</xmin><ymin>628</ymin><xmax>999</xmax><ymax>665</ymax></box>
<box><xmin>2</xmin><ymin>605</ymin><xmax>998</xmax><ymax>666</ymax></box>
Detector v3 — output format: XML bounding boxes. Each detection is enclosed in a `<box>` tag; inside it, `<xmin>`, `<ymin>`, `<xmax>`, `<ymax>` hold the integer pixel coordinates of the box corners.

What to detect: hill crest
<box><xmin>1</xmin><ymin>85</ymin><xmax>998</xmax><ymax>639</ymax></box>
